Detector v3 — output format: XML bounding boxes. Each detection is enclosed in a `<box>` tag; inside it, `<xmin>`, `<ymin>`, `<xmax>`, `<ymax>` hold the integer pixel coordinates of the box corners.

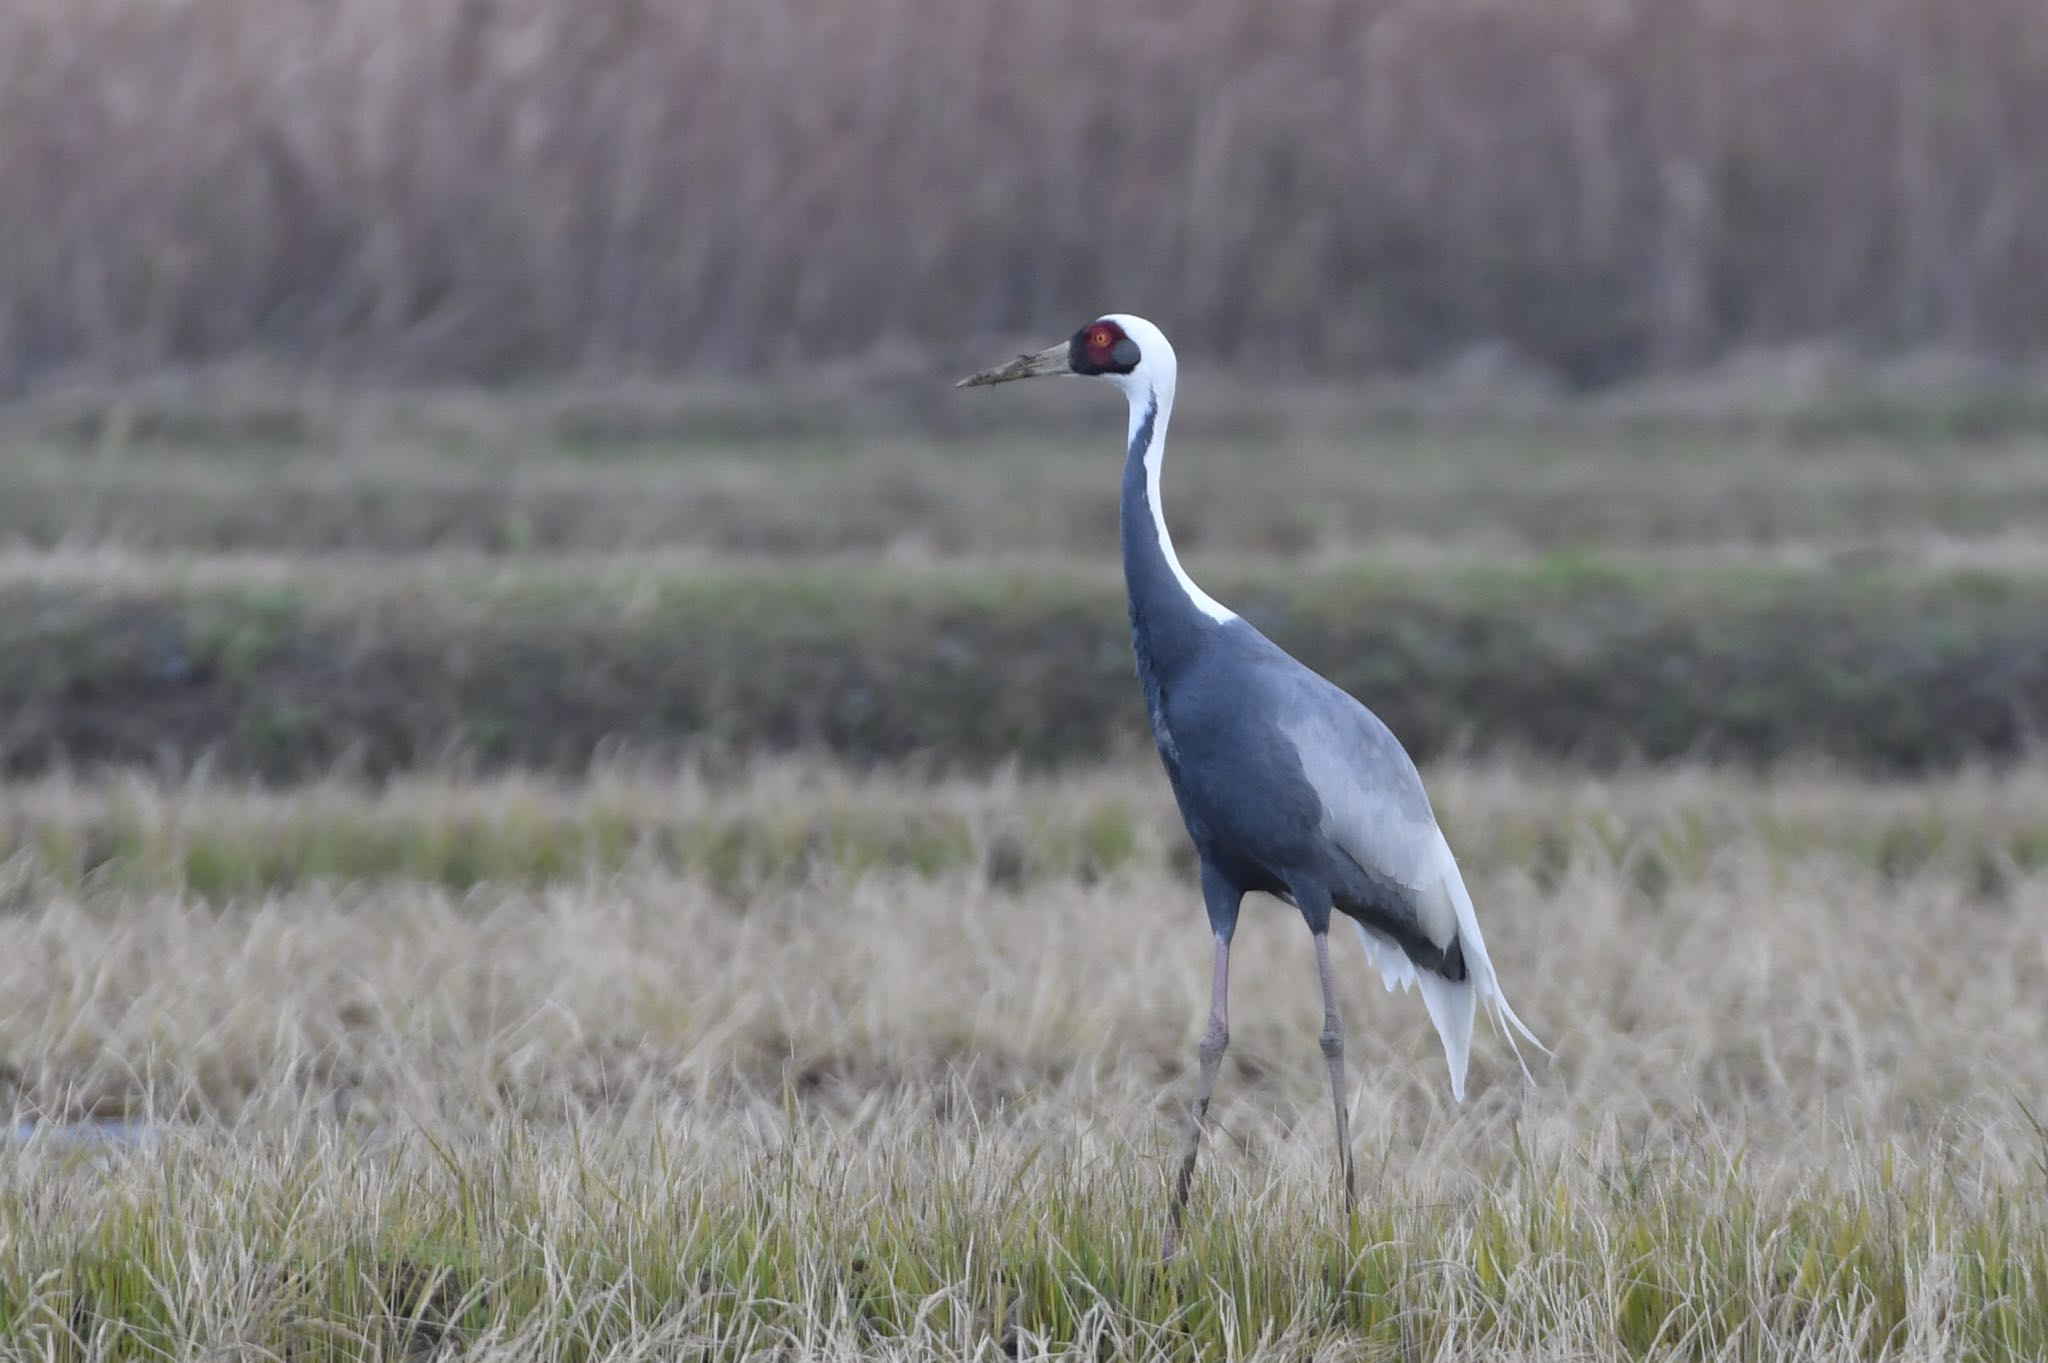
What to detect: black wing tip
<box><xmin>1336</xmin><ymin>898</ymin><xmax>1468</xmax><ymax>982</ymax></box>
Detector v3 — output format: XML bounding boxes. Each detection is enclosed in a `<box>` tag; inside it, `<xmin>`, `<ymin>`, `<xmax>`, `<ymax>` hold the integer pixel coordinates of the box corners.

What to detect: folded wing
<box><xmin>1279</xmin><ymin>678</ymin><xmax>1544</xmax><ymax>1100</ymax></box>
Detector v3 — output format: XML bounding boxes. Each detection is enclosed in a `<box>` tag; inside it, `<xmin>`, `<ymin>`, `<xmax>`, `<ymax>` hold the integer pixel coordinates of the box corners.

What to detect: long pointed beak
<box><xmin>955</xmin><ymin>342</ymin><xmax>1070</xmax><ymax>388</ymax></box>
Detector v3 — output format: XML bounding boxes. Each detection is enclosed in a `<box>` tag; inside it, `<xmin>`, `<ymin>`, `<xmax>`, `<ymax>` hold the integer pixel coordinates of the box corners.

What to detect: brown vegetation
<box><xmin>3</xmin><ymin>0</ymin><xmax>2046</xmax><ymax>388</ymax></box>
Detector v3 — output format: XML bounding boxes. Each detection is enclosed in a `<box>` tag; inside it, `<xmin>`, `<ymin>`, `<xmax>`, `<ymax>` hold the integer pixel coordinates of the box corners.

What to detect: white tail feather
<box><xmin>1349</xmin><ymin>828</ymin><xmax>1546</xmax><ymax>1102</ymax></box>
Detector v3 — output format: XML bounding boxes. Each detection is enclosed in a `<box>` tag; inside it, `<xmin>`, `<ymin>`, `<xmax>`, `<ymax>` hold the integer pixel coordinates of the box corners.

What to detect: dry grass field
<box><xmin>3</xmin><ymin>761</ymin><xmax>2047</xmax><ymax>1359</ymax></box>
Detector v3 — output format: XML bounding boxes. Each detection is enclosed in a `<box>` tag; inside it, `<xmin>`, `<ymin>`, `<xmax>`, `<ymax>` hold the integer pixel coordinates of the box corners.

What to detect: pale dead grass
<box><xmin>8</xmin><ymin>846</ymin><xmax>2044</xmax><ymax>1149</ymax></box>
<box><xmin>2</xmin><ymin>762</ymin><xmax>2043</xmax><ymax>1143</ymax></box>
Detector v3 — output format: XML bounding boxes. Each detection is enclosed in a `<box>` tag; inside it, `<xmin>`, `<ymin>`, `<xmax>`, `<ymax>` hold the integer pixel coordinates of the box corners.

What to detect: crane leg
<box><xmin>1313</xmin><ymin>929</ymin><xmax>1357</xmax><ymax>1211</ymax></box>
<box><xmin>1163</xmin><ymin>933</ymin><xmax>1230</xmax><ymax>1260</ymax></box>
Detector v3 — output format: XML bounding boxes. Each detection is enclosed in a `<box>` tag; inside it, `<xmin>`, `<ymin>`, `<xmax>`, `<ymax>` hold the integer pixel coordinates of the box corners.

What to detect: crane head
<box><xmin>956</xmin><ymin>315</ymin><xmax>1174</xmax><ymax>396</ymax></box>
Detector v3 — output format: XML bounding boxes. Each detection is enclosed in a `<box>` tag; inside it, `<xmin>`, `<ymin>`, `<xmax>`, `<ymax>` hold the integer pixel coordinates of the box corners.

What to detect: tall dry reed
<box><xmin>1</xmin><ymin>0</ymin><xmax>2045</xmax><ymax>387</ymax></box>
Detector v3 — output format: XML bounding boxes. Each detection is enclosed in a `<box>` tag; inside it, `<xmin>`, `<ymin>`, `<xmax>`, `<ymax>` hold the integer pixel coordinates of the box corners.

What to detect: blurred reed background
<box><xmin>1</xmin><ymin>0</ymin><xmax>2045</xmax><ymax>388</ymax></box>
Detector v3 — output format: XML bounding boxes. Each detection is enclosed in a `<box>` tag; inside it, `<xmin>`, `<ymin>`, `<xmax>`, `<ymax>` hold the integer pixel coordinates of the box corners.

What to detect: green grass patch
<box><xmin>4</xmin><ymin>1120</ymin><xmax>2044</xmax><ymax>1362</ymax></box>
<box><xmin>3</xmin><ymin>559</ymin><xmax>2047</xmax><ymax>778</ymax></box>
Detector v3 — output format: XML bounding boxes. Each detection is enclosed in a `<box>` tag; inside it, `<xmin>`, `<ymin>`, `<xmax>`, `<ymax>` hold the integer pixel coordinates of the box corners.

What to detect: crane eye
<box><xmin>1090</xmin><ymin>328</ymin><xmax>1113</xmax><ymax>349</ymax></box>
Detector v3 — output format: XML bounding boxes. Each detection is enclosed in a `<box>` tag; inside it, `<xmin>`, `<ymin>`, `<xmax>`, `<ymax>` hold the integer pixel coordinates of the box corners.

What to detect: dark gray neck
<box><xmin>1120</xmin><ymin>391</ymin><xmax>1225</xmax><ymax>684</ymax></box>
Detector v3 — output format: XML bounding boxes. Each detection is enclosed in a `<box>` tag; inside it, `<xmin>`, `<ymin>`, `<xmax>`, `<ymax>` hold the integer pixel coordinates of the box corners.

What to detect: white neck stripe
<box><xmin>1133</xmin><ymin>386</ymin><xmax>1235</xmax><ymax>625</ymax></box>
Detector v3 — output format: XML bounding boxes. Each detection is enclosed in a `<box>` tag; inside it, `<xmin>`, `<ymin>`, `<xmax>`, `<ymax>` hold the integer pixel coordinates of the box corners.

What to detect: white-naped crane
<box><xmin>958</xmin><ymin>315</ymin><xmax>1543</xmax><ymax>1256</ymax></box>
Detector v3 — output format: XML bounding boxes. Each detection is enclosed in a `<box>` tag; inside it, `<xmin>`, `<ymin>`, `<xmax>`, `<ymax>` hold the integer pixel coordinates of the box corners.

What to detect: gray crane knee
<box><xmin>1318</xmin><ymin>1026</ymin><xmax>1343</xmax><ymax>1060</ymax></box>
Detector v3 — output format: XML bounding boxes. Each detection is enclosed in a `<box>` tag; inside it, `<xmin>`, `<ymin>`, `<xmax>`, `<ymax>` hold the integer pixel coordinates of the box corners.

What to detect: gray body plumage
<box><xmin>1123</xmin><ymin>396</ymin><xmax>1457</xmax><ymax>971</ymax></box>
<box><xmin>1150</xmin><ymin>624</ymin><xmax>1467</xmax><ymax>978</ymax></box>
